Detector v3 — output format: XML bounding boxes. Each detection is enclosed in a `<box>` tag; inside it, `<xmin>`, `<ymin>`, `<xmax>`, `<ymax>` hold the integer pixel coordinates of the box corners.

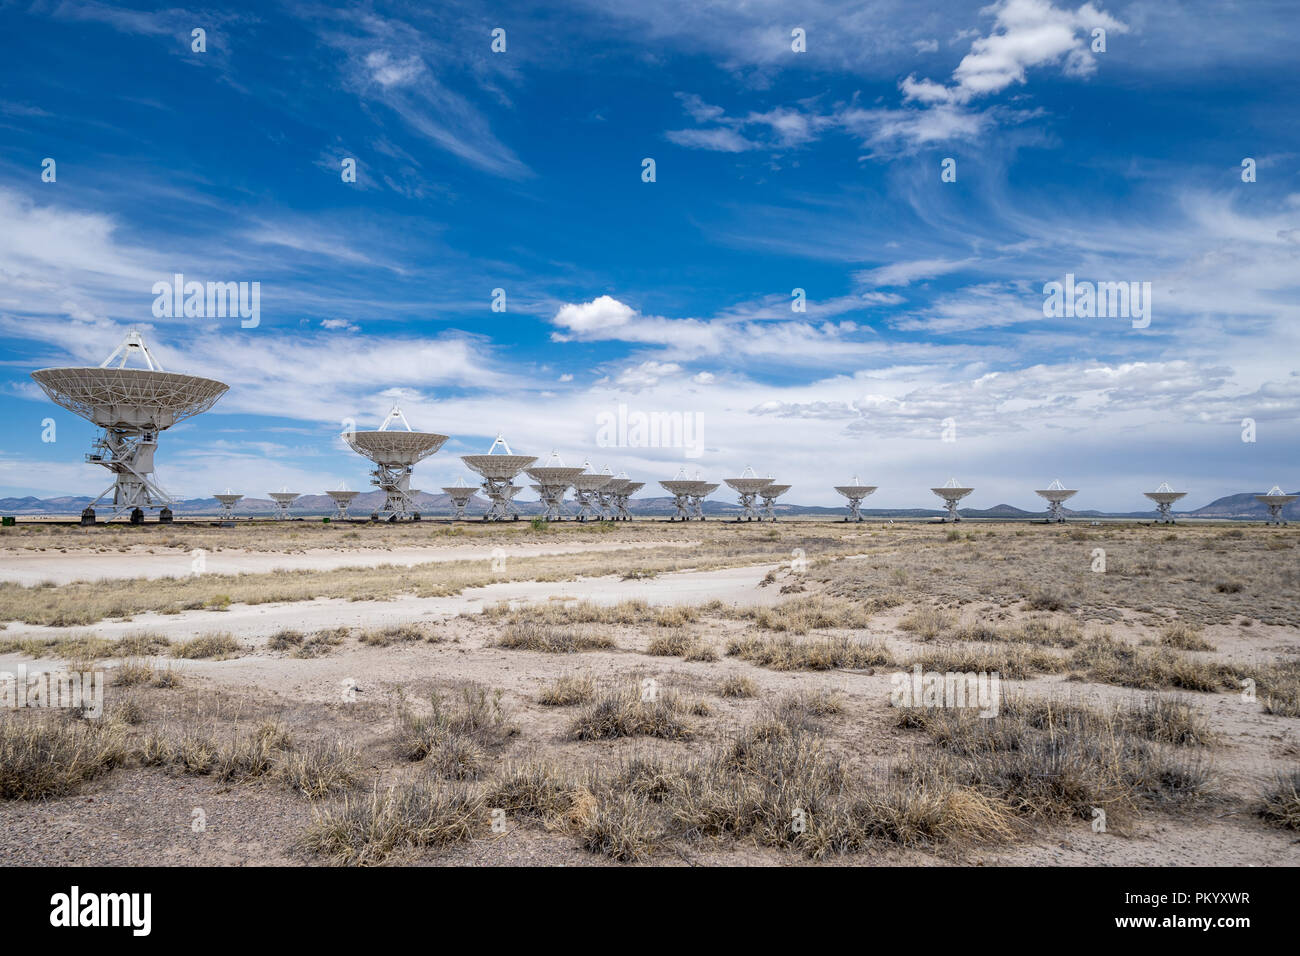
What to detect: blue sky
<box><xmin>2</xmin><ymin>0</ymin><xmax>1298</xmax><ymax>510</ymax></box>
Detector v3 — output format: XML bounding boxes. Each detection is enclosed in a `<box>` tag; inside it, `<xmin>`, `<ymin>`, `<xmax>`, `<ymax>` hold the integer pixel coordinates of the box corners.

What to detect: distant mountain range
<box><xmin>1</xmin><ymin>489</ymin><xmax>1295</xmax><ymax>521</ymax></box>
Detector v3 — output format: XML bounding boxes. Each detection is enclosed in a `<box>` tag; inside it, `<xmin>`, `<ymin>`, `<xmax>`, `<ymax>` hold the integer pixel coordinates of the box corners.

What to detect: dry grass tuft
<box><xmin>717</xmin><ymin>675</ymin><xmax>759</xmax><ymax>698</ymax></box>
<box><xmin>1158</xmin><ymin>622</ymin><xmax>1215</xmax><ymax>652</ymax></box>
<box><xmin>0</xmin><ymin>714</ymin><xmax>128</xmax><ymax>800</ymax></box>
<box><xmin>537</xmin><ymin>671</ymin><xmax>597</xmax><ymax>707</ymax></box>
<box><xmin>171</xmin><ymin>633</ymin><xmax>241</xmax><ymax>660</ymax></box>
<box><xmin>569</xmin><ymin>686</ymin><xmax>692</xmax><ymax>740</ymax></box>
<box><xmin>727</xmin><ymin>634</ymin><xmax>892</xmax><ymax>671</ymax></box>
<box><xmin>1256</xmin><ymin>770</ymin><xmax>1300</xmax><ymax>830</ymax></box>
<box><xmin>494</xmin><ymin>622</ymin><xmax>615</xmax><ymax>653</ymax></box>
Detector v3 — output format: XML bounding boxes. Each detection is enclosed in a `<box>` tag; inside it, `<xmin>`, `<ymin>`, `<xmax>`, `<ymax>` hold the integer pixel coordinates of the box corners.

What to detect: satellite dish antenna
<box><xmin>1255</xmin><ymin>484</ymin><xmax>1298</xmax><ymax>526</ymax></box>
<box><xmin>441</xmin><ymin>475</ymin><xmax>477</xmax><ymax>521</ymax></box>
<box><xmin>930</xmin><ymin>477</ymin><xmax>975</xmax><ymax>523</ymax></box>
<box><xmin>213</xmin><ymin>488</ymin><xmax>243</xmax><ymax>521</ymax></box>
<box><xmin>569</xmin><ymin>458</ymin><xmax>613</xmax><ymax>522</ymax></box>
<box><xmin>525</xmin><ymin>451</ymin><xmax>586</xmax><ymax>522</ymax></box>
<box><xmin>268</xmin><ymin>487</ymin><xmax>301</xmax><ymax>521</ymax></box>
<box><xmin>1143</xmin><ymin>481</ymin><xmax>1187</xmax><ymax>524</ymax></box>
<box><xmin>594</xmin><ymin>464</ymin><xmax>622</xmax><ymax>520</ymax></box>
<box><xmin>688</xmin><ymin>470</ymin><xmax>719</xmax><ymax>521</ymax></box>
<box><xmin>345</xmin><ymin>405</ymin><xmax>447</xmax><ymax>522</ymax></box>
<box><xmin>834</xmin><ymin>476</ymin><xmax>877</xmax><ymax>523</ymax></box>
<box><xmin>31</xmin><ymin>329</ymin><xmax>228</xmax><ymax>524</ymax></box>
<box><xmin>658</xmin><ymin>467</ymin><xmax>697</xmax><ymax>522</ymax></box>
<box><xmin>757</xmin><ymin>481</ymin><xmax>791</xmax><ymax>522</ymax></box>
<box><xmin>723</xmin><ymin>465</ymin><xmax>774</xmax><ymax>522</ymax></box>
<box><xmin>1034</xmin><ymin>478</ymin><xmax>1078</xmax><ymax>523</ymax></box>
<box><xmin>610</xmin><ymin>471</ymin><xmax>642</xmax><ymax>521</ymax></box>
<box><xmin>325</xmin><ymin>480</ymin><xmax>360</xmax><ymax>521</ymax></box>
<box><xmin>461</xmin><ymin>434</ymin><xmax>537</xmax><ymax>521</ymax></box>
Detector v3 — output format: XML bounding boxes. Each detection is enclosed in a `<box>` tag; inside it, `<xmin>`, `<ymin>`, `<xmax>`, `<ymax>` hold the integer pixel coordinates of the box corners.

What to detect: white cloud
<box><xmin>553</xmin><ymin>294</ymin><xmax>638</xmax><ymax>333</ymax></box>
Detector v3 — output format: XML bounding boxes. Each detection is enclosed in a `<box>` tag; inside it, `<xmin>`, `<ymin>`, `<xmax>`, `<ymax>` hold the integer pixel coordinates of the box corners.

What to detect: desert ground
<box><xmin>1</xmin><ymin>517</ymin><xmax>1297</xmax><ymax>866</ymax></box>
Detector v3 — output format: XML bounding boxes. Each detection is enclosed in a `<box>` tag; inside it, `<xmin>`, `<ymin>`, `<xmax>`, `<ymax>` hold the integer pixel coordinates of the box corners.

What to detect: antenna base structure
<box><xmin>834</xmin><ymin>478</ymin><xmax>877</xmax><ymax>523</ymax></box>
<box><xmin>613</xmin><ymin>480</ymin><xmax>643</xmax><ymax>521</ymax></box>
<box><xmin>1034</xmin><ymin>479</ymin><xmax>1078</xmax><ymax>523</ymax></box>
<box><xmin>326</xmin><ymin>489</ymin><xmax>360</xmax><ymax>521</ymax></box>
<box><xmin>689</xmin><ymin>482</ymin><xmax>719</xmax><ymax>521</ymax></box>
<box><xmin>1144</xmin><ymin>483</ymin><xmax>1187</xmax><ymax>524</ymax></box>
<box><xmin>526</xmin><ymin>454</ymin><xmax>586</xmax><ymax>521</ymax></box>
<box><xmin>31</xmin><ymin>330</ymin><xmax>228</xmax><ymax>522</ymax></box>
<box><xmin>213</xmin><ymin>492</ymin><xmax>243</xmax><ymax>521</ymax></box>
<box><xmin>461</xmin><ymin>436</ymin><xmax>537</xmax><ymax>522</ymax></box>
<box><xmin>1255</xmin><ymin>486</ymin><xmax>1298</xmax><ymax>526</ymax></box>
<box><xmin>724</xmin><ymin>467</ymin><xmax>773</xmax><ymax>522</ymax></box>
<box><xmin>758</xmin><ymin>484</ymin><xmax>791</xmax><ymax>522</ymax></box>
<box><xmin>570</xmin><ymin>462</ymin><xmax>612</xmax><ymax>522</ymax></box>
<box><xmin>931</xmin><ymin>479</ymin><xmax>975</xmax><ymax>522</ymax></box>
<box><xmin>345</xmin><ymin>406</ymin><xmax>447</xmax><ymax>522</ymax></box>
<box><xmin>269</xmin><ymin>491</ymin><xmax>300</xmax><ymax>521</ymax></box>
<box><xmin>442</xmin><ymin>482</ymin><xmax>476</xmax><ymax>520</ymax></box>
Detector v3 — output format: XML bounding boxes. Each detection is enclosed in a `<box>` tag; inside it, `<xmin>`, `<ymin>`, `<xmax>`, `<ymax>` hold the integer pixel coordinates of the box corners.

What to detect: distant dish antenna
<box><xmin>345</xmin><ymin>405</ymin><xmax>447</xmax><ymax>522</ymax></box>
<box><xmin>325</xmin><ymin>480</ymin><xmax>360</xmax><ymax>521</ymax></box>
<box><xmin>659</xmin><ymin>467</ymin><xmax>697</xmax><ymax>522</ymax></box>
<box><xmin>594</xmin><ymin>464</ymin><xmax>623</xmax><ymax>520</ymax></box>
<box><xmin>834</xmin><ymin>476</ymin><xmax>878</xmax><ymax>523</ymax></box>
<box><xmin>569</xmin><ymin>458</ymin><xmax>613</xmax><ymax>522</ymax></box>
<box><xmin>31</xmin><ymin>329</ymin><xmax>228</xmax><ymax>524</ymax></box>
<box><xmin>688</xmin><ymin>471</ymin><xmax>719</xmax><ymax>520</ymax></box>
<box><xmin>268</xmin><ymin>487</ymin><xmax>300</xmax><ymax>521</ymax></box>
<box><xmin>461</xmin><ymin>434</ymin><xmax>537</xmax><ymax>521</ymax></box>
<box><xmin>758</xmin><ymin>482</ymin><xmax>792</xmax><ymax>522</ymax></box>
<box><xmin>441</xmin><ymin>475</ymin><xmax>477</xmax><ymax>521</ymax></box>
<box><xmin>524</xmin><ymin>451</ymin><xmax>586</xmax><ymax>522</ymax></box>
<box><xmin>1034</xmin><ymin>478</ymin><xmax>1078</xmax><ymax>523</ymax></box>
<box><xmin>1255</xmin><ymin>484</ymin><xmax>1298</xmax><ymax>526</ymax></box>
<box><xmin>724</xmin><ymin>465</ymin><xmax>774</xmax><ymax>522</ymax></box>
<box><xmin>610</xmin><ymin>471</ymin><xmax>642</xmax><ymax>521</ymax></box>
<box><xmin>930</xmin><ymin>477</ymin><xmax>974</xmax><ymax>523</ymax></box>
<box><xmin>1143</xmin><ymin>481</ymin><xmax>1187</xmax><ymax>524</ymax></box>
<box><xmin>213</xmin><ymin>488</ymin><xmax>243</xmax><ymax>521</ymax></box>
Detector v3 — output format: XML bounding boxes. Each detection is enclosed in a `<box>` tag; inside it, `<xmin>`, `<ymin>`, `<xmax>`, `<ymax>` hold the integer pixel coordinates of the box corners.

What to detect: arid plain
<box><xmin>1</xmin><ymin>518</ymin><xmax>1297</xmax><ymax>866</ymax></box>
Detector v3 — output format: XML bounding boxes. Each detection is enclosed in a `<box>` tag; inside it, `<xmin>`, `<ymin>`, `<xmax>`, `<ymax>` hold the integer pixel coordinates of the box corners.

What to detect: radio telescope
<box><xmin>31</xmin><ymin>329</ymin><xmax>228</xmax><ymax>524</ymax></box>
<box><xmin>525</xmin><ymin>451</ymin><xmax>585</xmax><ymax>521</ymax></box>
<box><xmin>1034</xmin><ymin>479</ymin><xmax>1077</xmax><ymax>523</ymax></box>
<box><xmin>1143</xmin><ymin>481</ymin><xmax>1187</xmax><ymax>524</ymax></box>
<box><xmin>613</xmin><ymin>476</ymin><xmax>643</xmax><ymax>521</ymax></box>
<box><xmin>213</xmin><ymin>489</ymin><xmax>242</xmax><ymax>521</ymax></box>
<box><xmin>594</xmin><ymin>465</ymin><xmax>621</xmax><ymax>520</ymax></box>
<box><xmin>442</xmin><ymin>477</ymin><xmax>477</xmax><ymax>520</ymax></box>
<box><xmin>931</xmin><ymin>478</ymin><xmax>974</xmax><ymax>522</ymax></box>
<box><xmin>660</xmin><ymin>469</ymin><xmax>697</xmax><ymax>522</ymax></box>
<box><xmin>326</xmin><ymin>482</ymin><xmax>360</xmax><ymax>520</ymax></box>
<box><xmin>689</xmin><ymin>475</ymin><xmax>719</xmax><ymax>520</ymax></box>
<box><xmin>724</xmin><ymin>466</ymin><xmax>773</xmax><ymax>522</ymax></box>
<box><xmin>758</xmin><ymin>482</ymin><xmax>791</xmax><ymax>521</ymax></box>
<box><xmin>834</xmin><ymin>476</ymin><xmax>877</xmax><ymax>523</ymax></box>
<box><xmin>570</xmin><ymin>460</ymin><xmax>613</xmax><ymax>522</ymax></box>
<box><xmin>345</xmin><ymin>405</ymin><xmax>447</xmax><ymax>522</ymax></box>
<box><xmin>269</xmin><ymin>488</ymin><xmax>300</xmax><ymax>520</ymax></box>
<box><xmin>461</xmin><ymin>435</ymin><xmax>536</xmax><ymax>521</ymax></box>
<box><xmin>1255</xmin><ymin>485</ymin><xmax>1298</xmax><ymax>526</ymax></box>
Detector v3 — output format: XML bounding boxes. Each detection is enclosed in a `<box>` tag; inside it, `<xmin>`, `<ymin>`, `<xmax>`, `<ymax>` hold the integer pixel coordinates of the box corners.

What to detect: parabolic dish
<box><xmin>348</xmin><ymin>430</ymin><xmax>449</xmax><ymax>466</ymax></box>
<box><xmin>1144</xmin><ymin>491</ymin><xmax>1187</xmax><ymax>504</ymax></box>
<box><xmin>213</xmin><ymin>493</ymin><xmax>243</xmax><ymax>505</ymax></box>
<box><xmin>571</xmin><ymin>472</ymin><xmax>613</xmax><ymax>492</ymax></box>
<box><xmin>835</xmin><ymin>484</ymin><xmax>877</xmax><ymax>496</ymax></box>
<box><xmin>695</xmin><ymin>482</ymin><xmax>720</xmax><ymax>496</ymax></box>
<box><xmin>327</xmin><ymin>490</ymin><xmax>360</xmax><ymax>501</ymax></box>
<box><xmin>525</xmin><ymin>466</ymin><xmax>586</xmax><ymax>484</ymax></box>
<box><xmin>761</xmin><ymin>484</ymin><xmax>792</xmax><ymax>497</ymax></box>
<box><xmin>1035</xmin><ymin>489</ymin><xmax>1078</xmax><ymax>502</ymax></box>
<box><xmin>269</xmin><ymin>492</ymin><xmax>300</xmax><ymax>502</ymax></box>
<box><xmin>443</xmin><ymin>486</ymin><xmax>476</xmax><ymax>499</ymax></box>
<box><xmin>659</xmin><ymin>480</ymin><xmax>697</xmax><ymax>495</ymax></box>
<box><xmin>462</xmin><ymin>454</ymin><xmax>537</xmax><ymax>480</ymax></box>
<box><xmin>725</xmin><ymin>476</ymin><xmax>775</xmax><ymax>494</ymax></box>
<box><xmin>1256</xmin><ymin>486</ymin><xmax>1299</xmax><ymax>504</ymax></box>
<box><xmin>931</xmin><ymin>486</ymin><xmax>974</xmax><ymax>499</ymax></box>
<box><xmin>621</xmin><ymin>482</ymin><xmax>645</xmax><ymax>495</ymax></box>
<box><xmin>602</xmin><ymin>478</ymin><xmax>632</xmax><ymax>495</ymax></box>
<box><xmin>31</xmin><ymin>367</ymin><xmax>228</xmax><ymax>430</ymax></box>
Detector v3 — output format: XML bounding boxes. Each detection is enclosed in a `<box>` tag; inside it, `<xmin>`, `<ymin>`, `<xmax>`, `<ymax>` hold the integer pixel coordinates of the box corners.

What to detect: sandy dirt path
<box><xmin>0</xmin><ymin>562</ymin><xmax>783</xmax><ymax>643</ymax></box>
<box><xmin>0</xmin><ymin>539</ymin><xmax>699</xmax><ymax>586</ymax></box>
